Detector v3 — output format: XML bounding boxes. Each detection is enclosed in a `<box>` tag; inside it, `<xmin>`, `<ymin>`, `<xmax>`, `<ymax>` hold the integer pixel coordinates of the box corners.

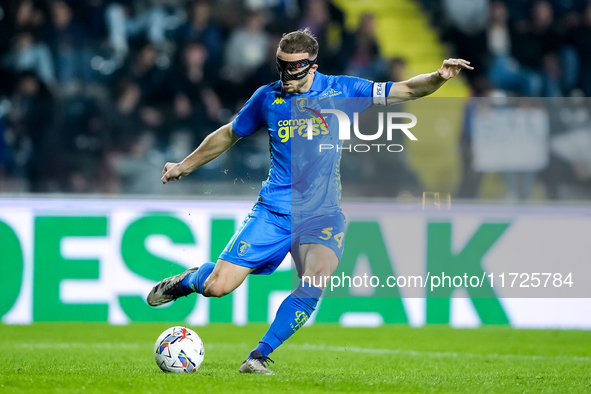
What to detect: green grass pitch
<box><xmin>1</xmin><ymin>323</ymin><xmax>590</xmax><ymax>393</ymax></box>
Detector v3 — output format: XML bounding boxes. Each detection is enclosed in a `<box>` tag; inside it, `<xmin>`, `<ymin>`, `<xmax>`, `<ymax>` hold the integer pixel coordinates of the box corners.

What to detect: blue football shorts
<box><xmin>218</xmin><ymin>203</ymin><xmax>346</xmax><ymax>275</ymax></box>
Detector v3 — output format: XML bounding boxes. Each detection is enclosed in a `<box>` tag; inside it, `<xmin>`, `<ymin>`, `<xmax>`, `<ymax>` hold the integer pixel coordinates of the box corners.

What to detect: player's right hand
<box><xmin>161</xmin><ymin>162</ymin><xmax>187</xmax><ymax>184</ymax></box>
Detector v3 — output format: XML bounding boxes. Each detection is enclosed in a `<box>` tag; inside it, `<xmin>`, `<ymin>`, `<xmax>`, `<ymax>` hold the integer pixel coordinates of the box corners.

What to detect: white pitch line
<box><xmin>280</xmin><ymin>344</ymin><xmax>591</xmax><ymax>363</ymax></box>
<box><xmin>13</xmin><ymin>342</ymin><xmax>149</xmax><ymax>350</ymax></box>
<box><xmin>206</xmin><ymin>342</ymin><xmax>590</xmax><ymax>363</ymax></box>
<box><xmin>9</xmin><ymin>342</ymin><xmax>590</xmax><ymax>363</ymax></box>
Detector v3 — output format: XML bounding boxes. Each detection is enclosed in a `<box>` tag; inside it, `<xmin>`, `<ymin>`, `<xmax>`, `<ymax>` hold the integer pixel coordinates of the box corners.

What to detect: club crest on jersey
<box><xmin>296</xmin><ymin>97</ymin><xmax>309</xmax><ymax>113</ymax></box>
<box><xmin>237</xmin><ymin>241</ymin><xmax>251</xmax><ymax>257</ymax></box>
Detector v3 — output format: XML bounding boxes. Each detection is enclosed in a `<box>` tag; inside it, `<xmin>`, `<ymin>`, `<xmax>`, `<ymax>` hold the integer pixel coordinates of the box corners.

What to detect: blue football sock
<box><xmin>181</xmin><ymin>262</ymin><xmax>215</xmax><ymax>295</ymax></box>
<box><xmin>249</xmin><ymin>281</ymin><xmax>323</xmax><ymax>358</ymax></box>
<box><xmin>250</xmin><ymin>342</ymin><xmax>273</xmax><ymax>358</ymax></box>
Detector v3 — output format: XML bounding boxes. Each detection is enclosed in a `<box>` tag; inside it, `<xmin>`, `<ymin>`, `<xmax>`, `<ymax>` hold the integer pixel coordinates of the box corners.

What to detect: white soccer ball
<box><xmin>154</xmin><ymin>326</ymin><xmax>205</xmax><ymax>373</ymax></box>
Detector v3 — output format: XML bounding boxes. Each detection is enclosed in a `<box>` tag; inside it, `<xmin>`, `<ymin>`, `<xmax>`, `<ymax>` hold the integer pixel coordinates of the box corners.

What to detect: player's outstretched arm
<box><xmin>161</xmin><ymin>122</ymin><xmax>241</xmax><ymax>184</ymax></box>
<box><xmin>387</xmin><ymin>58</ymin><xmax>473</xmax><ymax>104</ymax></box>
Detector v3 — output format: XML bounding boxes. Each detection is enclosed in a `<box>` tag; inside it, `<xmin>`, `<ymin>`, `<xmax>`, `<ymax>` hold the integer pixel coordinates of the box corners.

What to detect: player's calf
<box><xmin>201</xmin><ymin>274</ymin><xmax>235</xmax><ymax>297</ymax></box>
<box><xmin>240</xmin><ymin>280</ymin><xmax>323</xmax><ymax>375</ymax></box>
<box><xmin>199</xmin><ymin>259</ymin><xmax>253</xmax><ymax>297</ymax></box>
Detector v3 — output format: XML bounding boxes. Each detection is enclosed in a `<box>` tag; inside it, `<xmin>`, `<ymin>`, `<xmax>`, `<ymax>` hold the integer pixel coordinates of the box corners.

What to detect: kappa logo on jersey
<box><xmin>319</xmin><ymin>88</ymin><xmax>342</xmax><ymax>99</ymax></box>
<box><xmin>272</xmin><ymin>97</ymin><xmax>286</xmax><ymax>105</ymax></box>
<box><xmin>238</xmin><ymin>241</ymin><xmax>251</xmax><ymax>257</ymax></box>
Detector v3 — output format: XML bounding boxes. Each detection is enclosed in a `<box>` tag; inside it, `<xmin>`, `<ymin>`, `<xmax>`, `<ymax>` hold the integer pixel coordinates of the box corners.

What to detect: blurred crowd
<box><xmin>422</xmin><ymin>0</ymin><xmax>591</xmax><ymax>97</ymax></box>
<box><xmin>0</xmin><ymin>0</ymin><xmax>399</xmax><ymax>193</ymax></box>
<box><xmin>413</xmin><ymin>0</ymin><xmax>591</xmax><ymax>201</ymax></box>
<box><xmin>0</xmin><ymin>0</ymin><xmax>589</xmax><ymax>202</ymax></box>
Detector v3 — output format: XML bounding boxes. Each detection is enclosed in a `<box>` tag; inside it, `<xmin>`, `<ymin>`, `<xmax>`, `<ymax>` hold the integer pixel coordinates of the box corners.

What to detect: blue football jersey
<box><xmin>231</xmin><ymin>72</ymin><xmax>391</xmax><ymax>215</ymax></box>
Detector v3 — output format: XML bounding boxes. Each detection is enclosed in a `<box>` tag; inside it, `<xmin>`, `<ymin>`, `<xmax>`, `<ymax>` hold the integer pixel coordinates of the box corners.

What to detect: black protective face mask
<box><xmin>276</xmin><ymin>57</ymin><xmax>317</xmax><ymax>83</ymax></box>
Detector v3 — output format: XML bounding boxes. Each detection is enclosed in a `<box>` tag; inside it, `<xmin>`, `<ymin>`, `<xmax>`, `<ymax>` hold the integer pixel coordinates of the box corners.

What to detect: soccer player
<box><xmin>147</xmin><ymin>28</ymin><xmax>472</xmax><ymax>374</ymax></box>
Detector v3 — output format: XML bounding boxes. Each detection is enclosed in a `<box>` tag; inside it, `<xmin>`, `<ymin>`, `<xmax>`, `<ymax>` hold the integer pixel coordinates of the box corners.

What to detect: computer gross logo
<box><xmin>278</xmin><ymin>97</ymin><xmax>419</xmax><ymax>153</ymax></box>
<box><xmin>318</xmin><ymin>109</ymin><xmax>418</xmax><ymax>153</ymax></box>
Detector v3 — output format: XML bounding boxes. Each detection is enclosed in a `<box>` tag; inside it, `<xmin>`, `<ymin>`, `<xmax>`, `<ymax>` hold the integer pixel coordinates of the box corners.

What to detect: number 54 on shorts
<box><xmin>319</xmin><ymin>227</ymin><xmax>345</xmax><ymax>248</ymax></box>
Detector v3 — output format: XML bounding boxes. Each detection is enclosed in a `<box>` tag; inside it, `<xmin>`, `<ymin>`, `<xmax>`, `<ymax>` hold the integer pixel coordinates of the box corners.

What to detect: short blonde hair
<box><xmin>278</xmin><ymin>28</ymin><xmax>319</xmax><ymax>59</ymax></box>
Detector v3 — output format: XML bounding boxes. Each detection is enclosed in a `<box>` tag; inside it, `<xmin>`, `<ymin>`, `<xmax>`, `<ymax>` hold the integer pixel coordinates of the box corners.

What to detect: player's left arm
<box><xmin>387</xmin><ymin>58</ymin><xmax>473</xmax><ymax>103</ymax></box>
